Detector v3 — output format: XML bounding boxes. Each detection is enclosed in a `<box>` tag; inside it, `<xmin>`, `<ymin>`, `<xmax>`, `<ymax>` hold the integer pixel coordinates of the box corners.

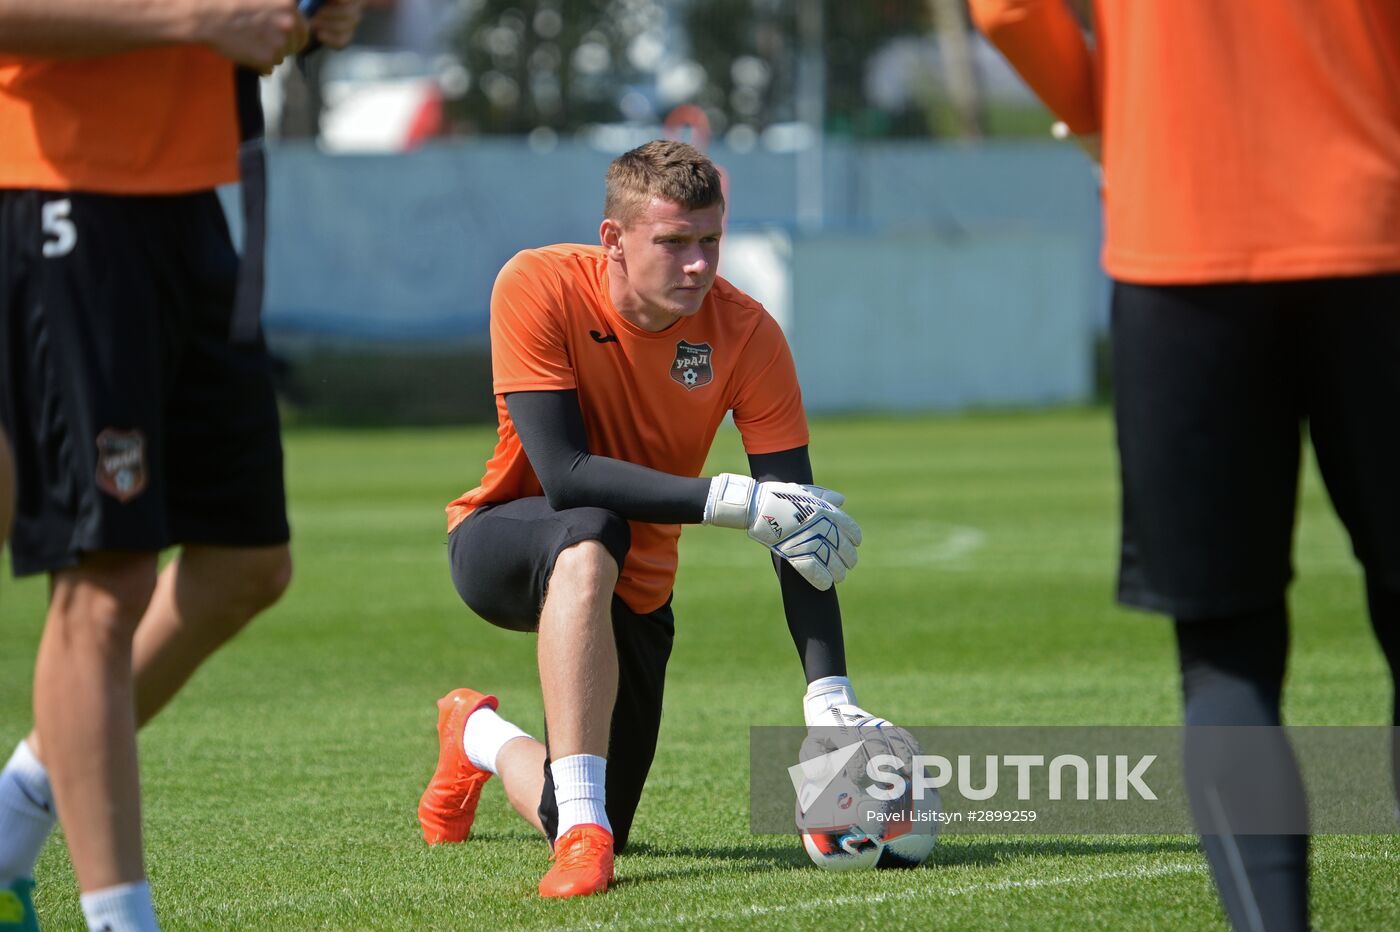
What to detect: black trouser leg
<box><xmin>1364</xmin><ymin>578</ymin><xmax>1400</xmax><ymax>806</ymax></box>
<box><xmin>1176</xmin><ymin>603</ymin><xmax>1309</xmax><ymax>932</ymax></box>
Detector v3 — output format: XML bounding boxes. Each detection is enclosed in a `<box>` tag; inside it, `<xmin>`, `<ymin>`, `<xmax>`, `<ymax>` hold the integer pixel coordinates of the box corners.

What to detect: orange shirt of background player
<box><xmin>447</xmin><ymin>244</ymin><xmax>810</xmax><ymax>615</ymax></box>
<box><xmin>0</xmin><ymin>47</ymin><xmax>239</xmax><ymax>193</ymax></box>
<box><xmin>970</xmin><ymin>0</ymin><xmax>1400</xmax><ymax>284</ymax></box>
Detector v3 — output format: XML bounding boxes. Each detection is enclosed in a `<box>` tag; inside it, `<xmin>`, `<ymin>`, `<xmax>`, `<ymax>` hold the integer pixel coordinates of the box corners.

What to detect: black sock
<box><xmin>1176</xmin><ymin>604</ymin><xmax>1309</xmax><ymax>932</ymax></box>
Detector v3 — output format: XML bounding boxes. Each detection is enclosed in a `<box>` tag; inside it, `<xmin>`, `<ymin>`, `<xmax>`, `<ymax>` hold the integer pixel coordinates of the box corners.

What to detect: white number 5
<box><xmin>41</xmin><ymin>198</ymin><xmax>77</xmax><ymax>258</ymax></box>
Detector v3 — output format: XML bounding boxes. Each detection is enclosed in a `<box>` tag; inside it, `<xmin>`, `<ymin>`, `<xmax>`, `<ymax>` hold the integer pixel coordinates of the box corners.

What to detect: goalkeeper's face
<box><xmin>603</xmin><ymin>197</ymin><xmax>724</xmax><ymax>328</ymax></box>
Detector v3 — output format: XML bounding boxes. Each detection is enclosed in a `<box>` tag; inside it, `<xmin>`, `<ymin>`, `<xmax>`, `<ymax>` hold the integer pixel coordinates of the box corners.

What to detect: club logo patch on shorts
<box><xmin>95</xmin><ymin>429</ymin><xmax>148</xmax><ymax>503</ymax></box>
<box><xmin>670</xmin><ymin>340</ymin><xmax>713</xmax><ymax>391</ymax></box>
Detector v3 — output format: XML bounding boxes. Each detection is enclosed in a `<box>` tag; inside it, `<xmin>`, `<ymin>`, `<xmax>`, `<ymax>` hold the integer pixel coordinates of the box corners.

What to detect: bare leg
<box><xmin>495</xmin><ymin>737</ymin><xmax>547</xmax><ymax>835</ymax></box>
<box><xmin>425</xmin><ymin>540</ymin><xmax>617</xmax><ymax>843</ymax></box>
<box><xmin>529</xmin><ymin>539</ymin><xmax>620</xmax><ymax>898</ymax></box>
<box><xmin>26</xmin><ymin>544</ymin><xmax>291</xmax><ymax>759</ymax></box>
<box><xmin>130</xmin><ymin>544</ymin><xmax>291</xmax><ymax>724</ymax></box>
<box><xmin>34</xmin><ymin>551</ymin><xmax>157</xmax><ymax>891</ymax></box>
<box><xmin>536</xmin><ymin>540</ymin><xmax>618</xmax><ymax>760</ymax></box>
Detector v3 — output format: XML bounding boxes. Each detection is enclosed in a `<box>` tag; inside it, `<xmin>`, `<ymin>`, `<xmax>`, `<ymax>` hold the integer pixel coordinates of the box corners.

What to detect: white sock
<box><xmin>79</xmin><ymin>880</ymin><xmax>160</xmax><ymax>932</ymax></box>
<box><xmin>461</xmin><ymin>706</ymin><xmax>530</xmax><ymax>775</ymax></box>
<box><xmin>551</xmin><ymin>754</ymin><xmax>611</xmax><ymax>837</ymax></box>
<box><xmin>0</xmin><ymin>740</ymin><xmax>57</xmax><ymax>883</ymax></box>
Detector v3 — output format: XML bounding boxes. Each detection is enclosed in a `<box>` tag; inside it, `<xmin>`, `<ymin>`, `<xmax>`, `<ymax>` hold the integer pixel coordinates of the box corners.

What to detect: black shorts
<box><xmin>1111</xmin><ymin>273</ymin><xmax>1400</xmax><ymax>619</ymax></box>
<box><xmin>449</xmin><ymin>497</ymin><xmax>673</xmax><ymax>851</ymax></box>
<box><xmin>0</xmin><ymin>189</ymin><xmax>289</xmax><ymax>577</ymax></box>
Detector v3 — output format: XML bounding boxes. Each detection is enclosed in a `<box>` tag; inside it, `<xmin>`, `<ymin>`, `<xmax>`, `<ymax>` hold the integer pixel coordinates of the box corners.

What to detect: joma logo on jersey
<box><xmin>670</xmin><ymin>340</ymin><xmax>713</xmax><ymax>390</ymax></box>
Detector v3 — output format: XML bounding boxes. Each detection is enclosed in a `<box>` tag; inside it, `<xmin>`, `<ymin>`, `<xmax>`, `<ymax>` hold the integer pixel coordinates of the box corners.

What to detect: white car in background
<box><xmin>265</xmin><ymin>48</ymin><xmax>469</xmax><ymax>153</ymax></box>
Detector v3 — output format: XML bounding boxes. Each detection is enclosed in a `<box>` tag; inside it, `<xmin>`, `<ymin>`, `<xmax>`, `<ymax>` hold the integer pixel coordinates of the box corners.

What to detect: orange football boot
<box><xmin>538</xmin><ymin>824</ymin><xmax>615</xmax><ymax>898</ymax></box>
<box><xmin>418</xmin><ymin>688</ymin><xmax>499</xmax><ymax>844</ymax></box>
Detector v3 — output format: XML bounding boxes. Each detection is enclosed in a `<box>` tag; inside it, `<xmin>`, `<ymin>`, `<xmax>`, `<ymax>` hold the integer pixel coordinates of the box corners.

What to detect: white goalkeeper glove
<box><xmin>702</xmin><ymin>473</ymin><xmax>861</xmax><ymax>590</ymax></box>
<box><xmin>797</xmin><ymin>676</ymin><xmax>921</xmax><ymax>807</ymax></box>
<box><xmin>803</xmin><ymin>676</ymin><xmax>920</xmax><ymax>759</ymax></box>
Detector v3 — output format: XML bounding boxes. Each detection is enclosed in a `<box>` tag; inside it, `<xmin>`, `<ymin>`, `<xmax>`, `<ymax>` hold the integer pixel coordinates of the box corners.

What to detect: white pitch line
<box><xmin>581</xmin><ymin>860</ymin><xmax>1206</xmax><ymax>931</ymax></box>
<box><xmin>566</xmin><ymin>847</ymin><xmax>1393</xmax><ymax>931</ymax></box>
<box><xmin>878</xmin><ymin>523</ymin><xmax>987</xmax><ymax>568</ymax></box>
<box><xmin>680</xmin><ymin>522</ymin><xmax>988</xmax><ymax>569</ymax></box>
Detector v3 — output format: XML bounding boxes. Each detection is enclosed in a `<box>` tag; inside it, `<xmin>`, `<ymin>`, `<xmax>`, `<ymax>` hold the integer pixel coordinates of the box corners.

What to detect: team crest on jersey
<box><xmin>670</xmin><ymin>340</ymin><xmax>713</xmax><ymax>391</ymax></box>
<box><xmin>95</xmin><ymin>429</ymin><xmax>147</xmax><ymax>503</ymax></box>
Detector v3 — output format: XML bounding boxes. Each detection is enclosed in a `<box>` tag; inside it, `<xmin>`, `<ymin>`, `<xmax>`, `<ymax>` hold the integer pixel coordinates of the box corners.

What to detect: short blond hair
<box><xmin>604</xmin><ymin>140</ymin><xmax>725</xmax><ymax>227</ymax></box>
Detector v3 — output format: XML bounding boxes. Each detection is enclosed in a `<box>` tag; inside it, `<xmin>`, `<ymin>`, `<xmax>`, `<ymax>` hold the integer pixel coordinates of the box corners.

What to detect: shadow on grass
<box><xmin>614</xmin><ymin>835</ymin><xmax>1201</xmax><ymax>882</ymax></box>
<box><xmin>622</xmin><ymin>840</ymin><xmax>810</xmax><ymax>870</ymax></box>
<box><xmin>450</xmin><ymin>829</ymin><xmax>549</xmax><ymax>844</ymax></box>
<box><xmin>422</xmin><ymin>828</ymin><xmax>1202</xmax><ymax>889</ymax></box>
<box><xmin>927</xmin><ymin>836</ymin><xmax>1201</xmax><ymax>869</ymax></box>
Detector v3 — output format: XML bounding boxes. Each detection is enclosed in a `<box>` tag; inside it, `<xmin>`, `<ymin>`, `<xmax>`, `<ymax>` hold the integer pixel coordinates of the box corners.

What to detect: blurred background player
<box><xmin>0</xmin><ymin>2</ymin><xmax>363</xmax><ymax>930</ymax></box>
<box><xmin>419</xmin><ymin>140</ymin><xmax>891</xmax><ymax>898</ymax></box>
<box><xmin>971</xmin><ymin>1</ymin><xmax>1400</xmax><ymax>929</ymax></box>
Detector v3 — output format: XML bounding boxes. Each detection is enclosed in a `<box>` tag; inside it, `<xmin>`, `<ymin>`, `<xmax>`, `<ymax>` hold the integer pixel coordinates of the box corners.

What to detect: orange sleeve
<box><xmin>969</xmin><ymin>0</ymin><xmax>1099</xmax><ymax>134</ymax></box>
<box><xmin>730</xmin><ymin>315</ymin><xmax>810</xmax><ymax>455</ymax></box>
<box><xmin>489</xmin><ymin>252</ymin><xmax>577</xmax><ymax>394</ymax></box>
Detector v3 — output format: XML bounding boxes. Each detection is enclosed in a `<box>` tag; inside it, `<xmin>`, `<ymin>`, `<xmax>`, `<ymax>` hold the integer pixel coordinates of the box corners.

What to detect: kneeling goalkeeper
<box><xmin>418</xmin><ymin>139</ymin><xmax>889</xmax><ymax>898</ymax></box>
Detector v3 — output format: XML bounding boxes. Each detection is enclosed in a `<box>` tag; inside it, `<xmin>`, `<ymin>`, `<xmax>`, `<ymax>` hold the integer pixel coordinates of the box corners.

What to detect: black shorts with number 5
<box><xmin>0</xmin><ymin>189</ymin><xmax>289</xmax><ymax>576</ymax></box>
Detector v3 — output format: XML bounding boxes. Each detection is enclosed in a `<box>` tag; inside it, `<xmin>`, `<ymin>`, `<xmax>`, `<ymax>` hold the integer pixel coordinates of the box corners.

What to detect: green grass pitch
<box><xmin>2</xmin><ymin>410</ymin><xmax>1396</xmax><ymax>929</ymax></box>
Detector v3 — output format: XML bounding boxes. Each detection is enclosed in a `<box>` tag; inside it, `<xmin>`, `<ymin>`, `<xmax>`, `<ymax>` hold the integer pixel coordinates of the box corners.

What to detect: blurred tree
<box><xmin>450</xmin><ymin>0</ymin><xmax>938</xmax><ymax>139</ymax></box>
<box><xmin>451</xmin><ymin>0</ymin><xmax>657</xmax><ymax>133</ymax></box>
<box><xmin>683</xmin><ymin>0</ymin><xmax>793</xmax><ymax>133</ymax></box>
<box><xmin>819</xmin><ymin>0</ymin><xmax>931</xmax><ymax>137</ymax></box>
<box><xmin>928</xmin><ymin>0</ymin><xmax>984</xmax><ymax>139</ymax></box>
<box><xmin>684</xmin><ymin>0</ymin><xmax>933</xmax><ymax>139</ymax></box>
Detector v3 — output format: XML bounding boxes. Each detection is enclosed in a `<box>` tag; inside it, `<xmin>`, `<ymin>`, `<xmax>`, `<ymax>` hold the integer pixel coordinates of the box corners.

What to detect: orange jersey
<box><xmin>0</xmin><ymin>47</ymin><xmax>239</xmax><ymax>193</ymax></box>
<box><xmin>448</xmin><ymin>244</ymin><xmax>809</xmax><ymax>614</ymax></box>
<box><xmin>970</xmin><ymin>0</ymin><xmax>1400</xmax><ymax>284</ymax></box>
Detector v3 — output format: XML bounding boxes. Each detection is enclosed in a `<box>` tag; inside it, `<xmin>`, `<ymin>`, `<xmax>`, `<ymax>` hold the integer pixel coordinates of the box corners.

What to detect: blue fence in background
<box><xmin>225</xmin><ymin>137</ymin><xmax>1104</xmax><ymax>415</ymax></box>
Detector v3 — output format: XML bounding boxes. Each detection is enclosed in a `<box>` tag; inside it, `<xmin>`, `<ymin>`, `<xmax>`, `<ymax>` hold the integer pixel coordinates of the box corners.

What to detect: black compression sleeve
<box><xmin>748</xmin><ymin>446</ymin><xmax>848</xmax><ymax>682</ymax></box>
<box><xmin>506</xmin><ymin>390</ymin><xmax>710</xmax><ymax>523</ymax></box>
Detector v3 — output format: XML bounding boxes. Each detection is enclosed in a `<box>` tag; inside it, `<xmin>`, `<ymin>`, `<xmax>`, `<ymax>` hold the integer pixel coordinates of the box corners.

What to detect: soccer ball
<box><xmin>795</xmin><ymin>735</ymin><xmax>939</xmax><ymax>870</ymax></box>
<box><xmin>798</xmin><ymin>778</ymin><xmax>939</xmax><ymax>870</ymax></box>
